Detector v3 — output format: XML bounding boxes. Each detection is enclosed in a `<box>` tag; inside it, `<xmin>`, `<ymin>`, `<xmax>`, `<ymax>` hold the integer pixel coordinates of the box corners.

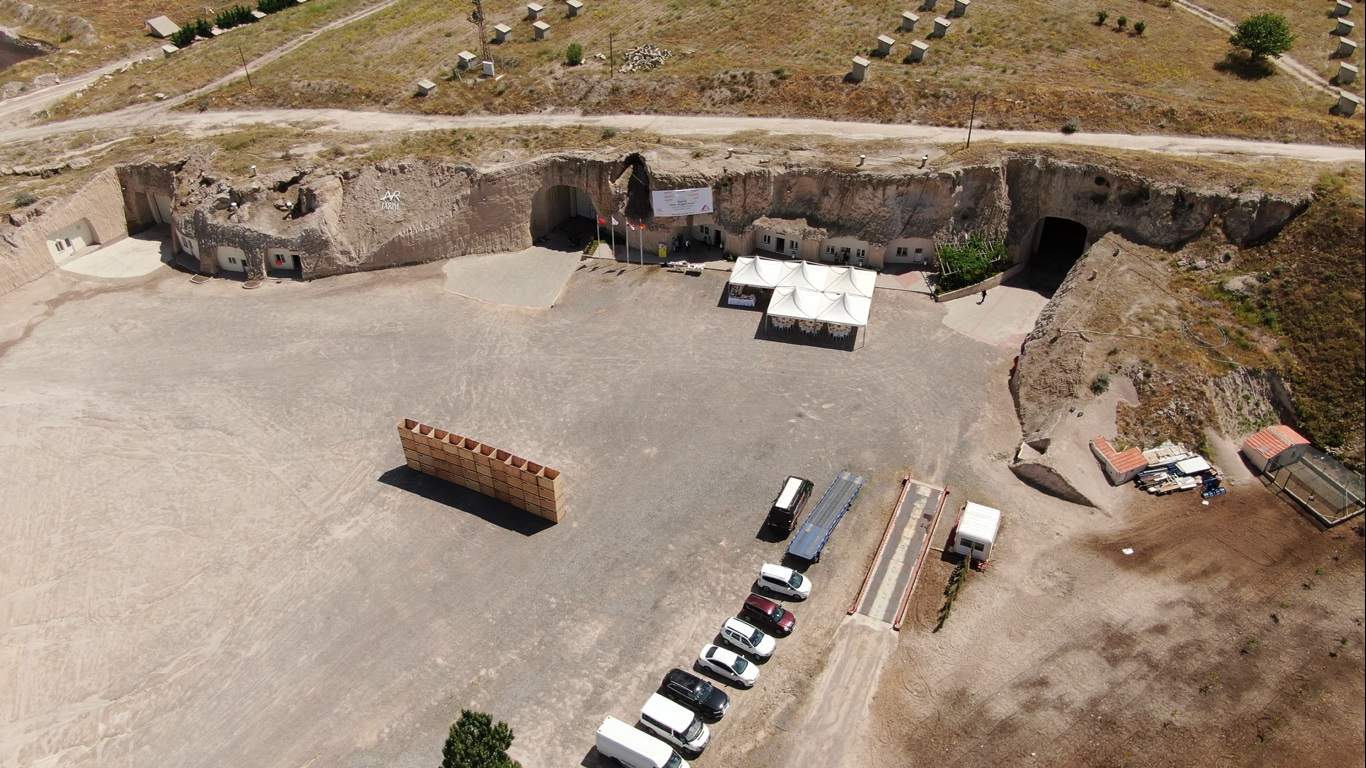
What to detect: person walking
<box><xmin>978</xmin><ymin>289</ymin><xmax>987</xmax><ymax>305</ymax></box>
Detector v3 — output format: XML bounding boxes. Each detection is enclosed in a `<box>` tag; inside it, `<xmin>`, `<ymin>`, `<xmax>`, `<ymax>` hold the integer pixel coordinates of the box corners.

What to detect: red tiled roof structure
<box><xmin>1242</xmin><ymin>425</ymin><xmax>1310</xmax><ymax>463</ymax></box>
<box><xmin>1091</xmin><ymin>437</ymin><xmax>1148</xmax><ymax>485</ymax></box>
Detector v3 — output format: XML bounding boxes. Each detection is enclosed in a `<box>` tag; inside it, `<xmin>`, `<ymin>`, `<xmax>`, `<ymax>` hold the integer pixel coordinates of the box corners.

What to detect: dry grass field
<box><xmin>0</xmin><ymin>0</ymin><xmax>253</xmax><ymax>80</ymax></box>
<box><xmin>37</xmin><ymin>0</ymin><xmax>375</xmax><ymax>120</ymax></box>
<box><xmin>1194</xmin><ymin>0</ymin><xmax>1364</xmax><ymax>96</ymax></box>
<box><xmin>27</xmin><ymin>0</ymin><xmax>1366</xmax><ymax>143</ymax></box>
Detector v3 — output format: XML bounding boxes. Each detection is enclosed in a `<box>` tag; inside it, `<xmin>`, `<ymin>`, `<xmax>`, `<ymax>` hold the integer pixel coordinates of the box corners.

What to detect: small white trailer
<box><xmin>951</xmin><ymin>501</ymin><xmax>1001</xmax><ymax>562</ymax></box>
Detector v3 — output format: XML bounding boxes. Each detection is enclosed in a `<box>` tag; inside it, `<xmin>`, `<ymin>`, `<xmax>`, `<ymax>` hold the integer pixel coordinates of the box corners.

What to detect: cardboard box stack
<box><xmin>397</xmin><ymin>418</ymin><xmax>565</xmax><ymax>523</ymax></box>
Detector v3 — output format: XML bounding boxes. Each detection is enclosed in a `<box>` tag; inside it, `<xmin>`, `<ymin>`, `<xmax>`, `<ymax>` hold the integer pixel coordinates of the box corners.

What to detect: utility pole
<box><xmin>237</xmin><ymin>43</ymin><xmax>253</xmax><ymax>88</ymax></box>
<box><xmin>965</xmin><ymin>92</ymin><xmax>979</xmax><ymax>149</ymax></box>
<box><xmin>609</xmin><ymin>31</ymin><xmax>615</xmax><ymax>78</ymax></box>
<box><xmin>469</xmin><ymin>0</ymin><xmax>491</xmax><ymax>70</ymax></box>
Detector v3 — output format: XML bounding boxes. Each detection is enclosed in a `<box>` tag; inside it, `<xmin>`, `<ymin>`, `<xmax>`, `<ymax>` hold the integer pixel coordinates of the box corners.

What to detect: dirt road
<box><xmin>2</xmin><ymin>106</ymin><xmax>1363</xmax><ymax>163</ymax></box>
<box><xmin>782</xmin><ymin>614</ymin><xmax>898</xmax><ymax>768</ymax></box>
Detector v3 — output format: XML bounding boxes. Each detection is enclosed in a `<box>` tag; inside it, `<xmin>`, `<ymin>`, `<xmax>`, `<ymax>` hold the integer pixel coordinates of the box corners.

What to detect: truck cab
<box><xmin>764</xmin><ymin>475</ymin><xmax>813</xmax><ymax>536</ymax></box>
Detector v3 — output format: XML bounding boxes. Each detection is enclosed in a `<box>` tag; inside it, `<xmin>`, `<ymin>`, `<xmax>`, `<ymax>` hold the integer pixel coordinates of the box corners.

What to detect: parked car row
<box><xmin>595</xmin><ymin>558</ymin><xmax>814</xmax><ymax>768</ymax></box>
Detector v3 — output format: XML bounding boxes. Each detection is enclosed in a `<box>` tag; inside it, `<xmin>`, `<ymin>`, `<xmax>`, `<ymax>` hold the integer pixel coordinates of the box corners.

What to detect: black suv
<box><xmin>659</xmin><ymin>668</ymin><xmax>730</xmax><ymax>720</ymax></box>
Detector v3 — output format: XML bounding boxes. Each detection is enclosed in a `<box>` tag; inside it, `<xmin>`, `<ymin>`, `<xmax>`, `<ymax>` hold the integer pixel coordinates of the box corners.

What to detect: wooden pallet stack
<box><xmin>397</xmin><ymin>418</ymin><xmax>565</xmax><ymax>523</ymax></box>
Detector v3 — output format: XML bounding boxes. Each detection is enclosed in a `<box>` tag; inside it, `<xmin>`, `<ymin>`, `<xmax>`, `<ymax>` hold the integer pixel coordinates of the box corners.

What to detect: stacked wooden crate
<box><xmin>397</xmin><ymin>418</ymin><xmax>565</xmax><ymax>523</ymax></box>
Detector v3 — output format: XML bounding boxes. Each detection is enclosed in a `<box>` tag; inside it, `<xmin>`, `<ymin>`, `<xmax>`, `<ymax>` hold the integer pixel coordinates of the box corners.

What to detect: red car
<box><xmin>740</xmin><ymin>593</ymin><xmax>795</xmax><ymax>637</ymax></box>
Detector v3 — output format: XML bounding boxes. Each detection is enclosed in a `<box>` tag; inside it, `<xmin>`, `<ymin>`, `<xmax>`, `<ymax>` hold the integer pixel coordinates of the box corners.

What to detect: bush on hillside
<box><xmin>216</xmin><ymin>6</ymin><xmax>255</xmax><ymax>29</ymax></box>
<box><xmin>1230</xmin><ymin>13</ymin><xmax>1294</xmax><ymax>61</ymax></box>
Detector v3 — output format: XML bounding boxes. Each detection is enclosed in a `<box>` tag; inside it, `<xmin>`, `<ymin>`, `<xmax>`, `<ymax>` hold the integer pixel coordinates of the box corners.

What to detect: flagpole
<box><xmin>610</xmin><ymin>222</ymin><xmax>616</xmax><ymax>260</ymax></box>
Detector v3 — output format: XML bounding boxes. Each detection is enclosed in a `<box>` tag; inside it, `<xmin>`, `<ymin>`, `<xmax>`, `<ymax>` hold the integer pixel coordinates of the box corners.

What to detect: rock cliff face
<box><xmin>1003</xmin><ymin>157</ymin><xmax>1309</xmax><ymax>258</ymax></box>
<box><xmin>0</xmin><ymin>149</ymin><xmax>1309</xmax><ymax>293</ymax></box>
<box><xmin>0</xmin><ymin>168</ymin><xmax>126</xmax><ymax>293</ymax></box>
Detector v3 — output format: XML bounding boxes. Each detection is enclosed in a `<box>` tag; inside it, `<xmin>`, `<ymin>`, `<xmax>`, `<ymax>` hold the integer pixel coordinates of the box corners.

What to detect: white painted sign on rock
<box><xmin>651</xmin><ymin>187</ymin><xmax>714</xmax><ymax>217</ymax></box>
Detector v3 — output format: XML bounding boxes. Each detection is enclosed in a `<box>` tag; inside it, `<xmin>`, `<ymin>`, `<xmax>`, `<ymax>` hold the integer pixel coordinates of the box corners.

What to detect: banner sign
<box><xmin>651</xmin><ymin>187</ymin><xmax>714</xmax><ymax>217</ymax></box>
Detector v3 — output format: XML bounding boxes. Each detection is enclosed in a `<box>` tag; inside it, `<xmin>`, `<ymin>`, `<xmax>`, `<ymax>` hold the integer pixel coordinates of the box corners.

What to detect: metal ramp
<box><xmin>786</xmin><ymin>471</ymin><xmax>866</xmax><ymax>563</ymax></box>
<box><xmin>848</xmin><ymin>478</ymin><xmax>947</xmax><ymax>628</ymax></box>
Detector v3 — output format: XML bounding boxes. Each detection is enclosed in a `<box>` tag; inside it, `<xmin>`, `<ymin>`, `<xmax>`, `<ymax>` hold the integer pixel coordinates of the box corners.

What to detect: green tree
<box><xmin>1229</xmin><ymin>13</ymin><xmax>1294</xmax><ymax>60</ymax></box>
<box><xmin>1116</xmin><ymin>15</ymin><xmax>1127</xmax><ymax>29</ymax></box>
<box><xmin>565</xmin><ymin>42</ymin><xmax>584</xmax><ymax>66</ymax></box>
<box><xmin>442</xmin><ymin>710</ymin><xmax>521</xmax><ymax>768</ymax></box>
<box><xmin>1134</xmin><ymin>20</ymin><xmax>1146</xmax><ymax>35</ymax></box>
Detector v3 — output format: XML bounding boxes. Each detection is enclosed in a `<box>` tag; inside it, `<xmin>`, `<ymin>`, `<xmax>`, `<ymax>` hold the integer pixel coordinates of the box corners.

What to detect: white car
<box><xmin>697</xmin><ymin>644</ymin><xmax>759</xmax><ymax>687</ymax></box>
<box><xmin>720</xmin><ymin>617</ymin><xmax>777</xmax><ymax>660</ymax></box>
<box><xmin>758</xmin><ymin>562</ymin><xmax>812</xmax><ymax>600</ymax></box>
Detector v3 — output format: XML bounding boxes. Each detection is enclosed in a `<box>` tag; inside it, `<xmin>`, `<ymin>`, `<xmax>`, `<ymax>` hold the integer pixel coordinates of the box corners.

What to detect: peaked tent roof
<box><xmin>728</xmin><ymin>258</ymin><xmax>878</xmax><ymax>297</ymax></box>
<box><xmin>767</xmin><ymin>286</ymin><xmax>837</xmax><ymax>321</ymax></box>
<box><xmin>817</xmin><ymin>292</ymin><xmax>872</xmax><ymax>327</ymax></box>
<box><xmin>785</xmin><ymin>261</ymin><xmax>834</xmax><ymax>292</ymax></box>
<box><xmin>729</xmin><ymin>255</ymin><xmax>796</xmax><ymax>289</ymax></box>
<box><xmin>822</xmin><ymin>266</ymin><xmax>876</xmax><ymax>298</ymax></box>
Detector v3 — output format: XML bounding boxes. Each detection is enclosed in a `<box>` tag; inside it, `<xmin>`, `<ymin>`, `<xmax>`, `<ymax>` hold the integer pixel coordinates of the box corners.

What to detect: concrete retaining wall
<box><xmin>934</xmin><ymin>261</ymin><xmax>1028</xmax><ymax>302</ymax></box>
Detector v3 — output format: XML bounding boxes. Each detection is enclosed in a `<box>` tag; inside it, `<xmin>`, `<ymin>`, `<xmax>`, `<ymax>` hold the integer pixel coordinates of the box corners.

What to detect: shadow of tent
<box><xmin>377</xmin><ymin>466</ymin><xmax>554</xmax><ymax>536</ymax></box>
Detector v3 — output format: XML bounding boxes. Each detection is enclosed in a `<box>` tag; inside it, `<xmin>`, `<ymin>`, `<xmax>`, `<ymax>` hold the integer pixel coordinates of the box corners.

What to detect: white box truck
<box><xmin>596</xmin><ymin>716</ymin><xmax>688</xmax><ymax>768</ymax></box>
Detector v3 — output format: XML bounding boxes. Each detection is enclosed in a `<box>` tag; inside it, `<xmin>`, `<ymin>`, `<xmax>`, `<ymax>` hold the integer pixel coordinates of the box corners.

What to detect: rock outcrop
<box><xmin>1</xmin><ymin>149</ymin><xmax>1309</xmax><ymax>293</ymax></box>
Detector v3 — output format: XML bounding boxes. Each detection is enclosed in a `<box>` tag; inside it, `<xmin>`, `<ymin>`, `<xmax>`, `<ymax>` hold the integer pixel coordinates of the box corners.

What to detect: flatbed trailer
<box><xmin>786</xmin><ymin>470</ymin><xmax>866</xmax><ymax>563</ymax></box>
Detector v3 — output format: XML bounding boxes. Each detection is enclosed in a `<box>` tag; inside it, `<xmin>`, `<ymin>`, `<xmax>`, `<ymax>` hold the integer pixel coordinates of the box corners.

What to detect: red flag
<box><xmin>597</xmin><ymin>216</ymin><xmax>606</xmax><ymax>225</ymax></box>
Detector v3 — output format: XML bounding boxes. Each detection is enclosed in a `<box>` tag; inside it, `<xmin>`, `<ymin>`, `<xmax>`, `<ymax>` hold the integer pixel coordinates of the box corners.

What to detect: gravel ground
<box><xmin>0</xmin><ymin>258</ymin><xmax>1023</xmax><ymax>768</ymax></box>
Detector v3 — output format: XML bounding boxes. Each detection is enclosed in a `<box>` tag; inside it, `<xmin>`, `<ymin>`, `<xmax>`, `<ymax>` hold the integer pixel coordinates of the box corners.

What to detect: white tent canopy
<box><xmin>729</xmin><ymin>255</ymin><xmax>796</xmax><ymax>289</ymax></box>
<box><xmin>822</xmin><ymin>265</ymin><xmax>875</xmax><ymax>298</ymax></box>
<box><xmin>728</xmin><ymin>256</ymin><xmax>876</xmax><ymax>296</ymax></box>
<box><xmin>819</xmin><ymin>292</ymin><xmax>872</xmax><ymax>326</ymax></box>
<box><xmin>767</xmin><ymin>287</ymin><xmax>871</xmax><ymax>327</ymax></box>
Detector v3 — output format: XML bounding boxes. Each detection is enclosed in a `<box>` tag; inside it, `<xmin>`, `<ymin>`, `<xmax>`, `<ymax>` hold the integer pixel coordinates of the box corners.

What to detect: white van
<box><xmin>639</xmin><ymin>693</ymin><xmax>711</xmax><ymax>754</ymax></box>
<box><xmin>596</xmin><ymin>716</ymin><xmax>688</xmax><ymax>768</ymax></box>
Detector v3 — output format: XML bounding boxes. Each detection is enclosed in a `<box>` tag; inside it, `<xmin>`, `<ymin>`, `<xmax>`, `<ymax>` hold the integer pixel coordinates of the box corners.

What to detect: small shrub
<box><xmin>258</xmin><ymin>0</ymin><xmax>293</xmax><ymax>12</ymax></box>
<box><xmin>1116</xmin><ymin>15</ymin><xmax>1127</xmax><ymax>29</ymax></box>
<box><xmin>442</xmin><ymin>710</ymin><xmax>520</xmax><ymax>768</ymax></box>
<box><xmin>1096</xmin><ymin>9</ymin><xmax>1108</xmax><ymax>25</ymax></box>
<box><xmin>216</xmin><ymin>6</ymin><xmax>255</xmax><ymax>29</ymax></box>
<box><xmin>169</xmin><ymin>26</ymin><xmax>196</xmax><ymax>47</ymax></box>
<box><xmin>565</xmin><ymin>42</ymin><xmax>583</xmax><ymax>66</ymax></box>
<box><xmin>936</xmin><ymin>234</ymin><xmax>1009</xmax><ymax>291</ymax></box>
<box><xmin>14</xmin><ymin>191</ymin><xmax>38</xmax><ymax>208</ymax></box>
<box><xmin>1134</xmin><ymin>20</ymin><xmax>1146</xmax><ymax>35</ymax></box>
<box><xmin>773</xmin><ymin>67</ymin><xmax>789</xmax><ymax>80</ymax></box>
<box><xmin>1091</xmin><ymin>374</ymin><xmax>1111</xmax><ymax>395</ymax></box>
<box><xmin>1061</xmin><ymin>117</ymin><xmax>1081</xmax><ymax>134</ymax></box>
<box><xmin>600</xmin><ymin>126</ymin><xmax>618</xmax><ymax>139</ymax></box>
<box><xmin>193</xmin><ymin>17</ymin><xmax>213</xmax><ymax>38</ymax></box>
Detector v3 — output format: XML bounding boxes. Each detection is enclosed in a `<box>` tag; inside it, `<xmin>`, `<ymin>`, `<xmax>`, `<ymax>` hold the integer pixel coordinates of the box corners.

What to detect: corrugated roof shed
<box><xmin>1242</xmin><ymin>425</ymin><xmax>1309</xmax><ymax>463</ymax></box>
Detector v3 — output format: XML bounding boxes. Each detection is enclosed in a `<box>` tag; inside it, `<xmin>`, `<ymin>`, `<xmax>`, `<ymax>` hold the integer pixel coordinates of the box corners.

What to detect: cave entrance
<box><xmin>530</xmin><ymin>184</ymin><xmax>598</xmax><ymax>251</ymax></box>
<box><xmin>1028</xmin><ymin>216</ymin><xmax>1088</xmax><ymax>295</ymax></box>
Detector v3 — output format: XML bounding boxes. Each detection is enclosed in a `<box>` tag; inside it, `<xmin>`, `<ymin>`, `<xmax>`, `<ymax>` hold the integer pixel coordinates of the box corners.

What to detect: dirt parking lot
<box><xmin>0</xmin><ymin>255</ymin><xmax>1028</xmax><ymax>768</ymax></box>
<box><xmin>2</xmin><ymin>253</ymin><xmax>1360</xmax><ymax>768</ymax></box>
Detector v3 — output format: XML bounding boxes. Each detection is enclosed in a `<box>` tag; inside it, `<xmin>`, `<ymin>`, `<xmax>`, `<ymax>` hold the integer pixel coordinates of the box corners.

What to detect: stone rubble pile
<box><xmin>619</xmin><ymin>43</ymin><xmax>672</xmax><ymax>73</ymax></box>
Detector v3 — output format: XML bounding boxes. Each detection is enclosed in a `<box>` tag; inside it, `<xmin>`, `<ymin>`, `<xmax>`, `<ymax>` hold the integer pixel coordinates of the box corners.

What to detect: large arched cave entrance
<box><xmin>1028</xmin><ymin>216</ymin><xmax>1088</xmax><ymax>295</ymax></box>
<box><xmin>530</xmin><ymin>185</ymin><xmax>598</xmax><ymax>250</ymax></box>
